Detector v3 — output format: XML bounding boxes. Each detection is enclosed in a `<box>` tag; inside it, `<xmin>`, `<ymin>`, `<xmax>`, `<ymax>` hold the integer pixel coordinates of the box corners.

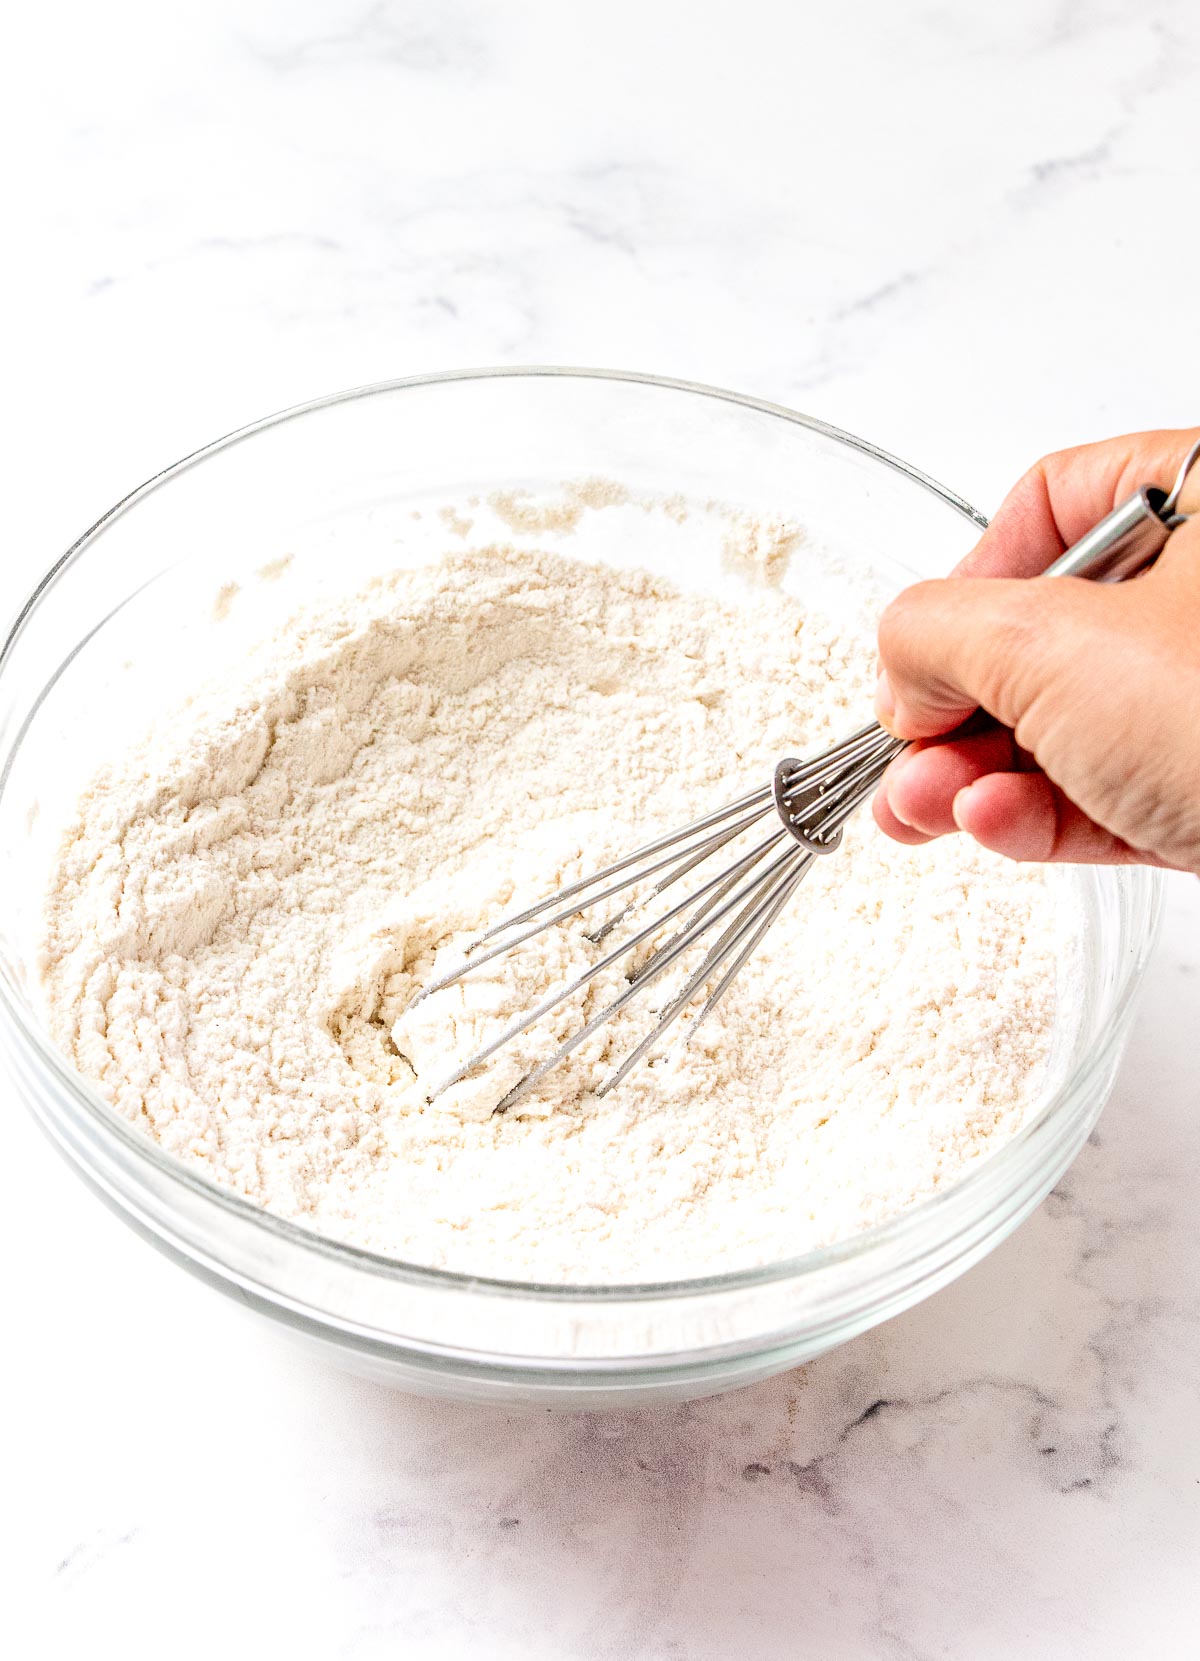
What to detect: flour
<box><xmin>721</xmin><ymin>513</ymin><xmax>804</xmax><ymax>587</ymax></box>
<box><xmin>40</xmin><ymin>540</ymin><xmax>1063</xmax><ymax>1284</ymax></box>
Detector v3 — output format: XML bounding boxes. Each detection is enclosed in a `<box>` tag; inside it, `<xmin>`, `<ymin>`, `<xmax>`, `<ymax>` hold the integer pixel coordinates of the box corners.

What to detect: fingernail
<box><xmin>874</xmin><ymin>671</ymin><xmax>896</xmax><ymax>730</ymax></box>
<box><xmin>888</xmin><ymin>791</ymin><xmax>916</xmax><ymax>829</ymax></box>
<box><xmin>881</xmin><ymin>746</ymin><xmax>918</xmax><ymax>826</ymax></box>
<box><xmin>951</xmin><ymin>784</ymin><xmax>976</xmax><ymax>831</ymax></box>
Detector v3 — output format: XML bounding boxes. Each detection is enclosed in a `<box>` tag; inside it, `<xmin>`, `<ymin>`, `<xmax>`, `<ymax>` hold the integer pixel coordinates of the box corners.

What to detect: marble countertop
<box><xmin>7</xmin><ymin>2</ymin><xmax>1200</xmax><ymax>1655</ymax></box>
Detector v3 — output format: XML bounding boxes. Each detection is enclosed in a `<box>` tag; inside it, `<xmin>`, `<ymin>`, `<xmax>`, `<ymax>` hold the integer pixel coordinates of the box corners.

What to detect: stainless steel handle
<box><xmin>1044</xmin><ymin>487</ymin><xmax>1173</xmax><ymax>582</ymax></box>
<box><xmin>1045</xmin><ymin>436</ymin><xmax>1199</xmax><ymax>583</ymax></box>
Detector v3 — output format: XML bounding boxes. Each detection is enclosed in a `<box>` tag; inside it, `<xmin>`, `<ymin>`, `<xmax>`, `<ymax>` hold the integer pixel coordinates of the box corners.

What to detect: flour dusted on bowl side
<box><xmin>40</xmin><ymin>543</ymin><xmax>1062</xmax><ymax>1284</ymax></box>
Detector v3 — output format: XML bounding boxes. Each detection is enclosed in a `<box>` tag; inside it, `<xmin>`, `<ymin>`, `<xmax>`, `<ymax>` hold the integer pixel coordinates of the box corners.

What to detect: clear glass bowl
<box><xmin>0</xmin><ymin>369</ymin><xmax>1161</xmax><ymax>1406</ymax></box>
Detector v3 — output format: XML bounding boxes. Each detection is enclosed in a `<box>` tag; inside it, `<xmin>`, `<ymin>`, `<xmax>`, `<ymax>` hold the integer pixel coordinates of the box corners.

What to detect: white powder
<box><xmin>40</xmin><ymin>542</ymin><xmax>1062</xmax><ymax>1284</ymax></box>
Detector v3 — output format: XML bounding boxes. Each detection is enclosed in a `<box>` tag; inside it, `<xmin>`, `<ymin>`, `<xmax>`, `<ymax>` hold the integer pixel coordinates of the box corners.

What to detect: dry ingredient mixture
<box><xmin>40</xmin><ymin>532</ymin><xmax>1063</xmax><ymax>1283</ymax></box>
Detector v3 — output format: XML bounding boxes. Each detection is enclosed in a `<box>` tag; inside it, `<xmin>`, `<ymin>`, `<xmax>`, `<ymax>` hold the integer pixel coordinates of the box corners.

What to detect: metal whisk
<box><xmin>418</xmin><ymin>444</ymin><xmax>1199</xmax><ymax>1111</ymax></box>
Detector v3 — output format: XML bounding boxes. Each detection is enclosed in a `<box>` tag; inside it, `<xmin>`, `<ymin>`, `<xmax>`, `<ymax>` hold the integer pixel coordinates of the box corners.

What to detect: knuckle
<box><xmin>986</xmin><ymin>580</ymin><xmax>1105</xmax><ymax>729</ymax></box>
<box><xmin>982</xmin><ymin>577</ymin><xmax>1057</xmax><ymax>661</ymax></box>
<box><xmin>877</xmin><ymin>580</ymin><xmax>943</xmax><ymax>660</ymax></box>
<box><xmin>1008</xmin><ymin>453</ymin><xmax>1058</xmax><ymax>507</ymax></box>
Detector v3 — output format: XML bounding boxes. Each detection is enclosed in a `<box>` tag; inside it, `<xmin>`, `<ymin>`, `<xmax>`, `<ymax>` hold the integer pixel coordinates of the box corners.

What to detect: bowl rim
<box><xmin>0</xmin><ymin>364</ymin><xmax>1164</xmax><ymax>1304</ymax></box>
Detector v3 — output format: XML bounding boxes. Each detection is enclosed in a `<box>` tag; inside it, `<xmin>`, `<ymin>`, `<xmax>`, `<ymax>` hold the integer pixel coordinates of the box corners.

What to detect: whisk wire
<box><xmin>422</xmin><ymin>729</ymin><xmax>900</xmax><ymax>1111</ymax></box>
<box><xmin>414</xmin><ymin>800</ymin><xmax>772</xmax><ymax>1004</ymax></box>
<box><xmin>470</xmin><ymin>783</ymin><xmax>773</xmax><ymax>944</ymax></box>
<box><xmin>594</xmin><ymin>847</ymin><xmax>813</xmax><ymax>1097</ymax></box>
<box><xmin>587</xmin><ymin>799</ymin><xmax>774</xmax><ymax>946</ymax></box>
<box><xmin>673</xmin><ymin>855</ymin><xmax>812</xmax><ymax>1050</ymax></box>
<box><xmin>425</xmin><ymin>824</ymin><xmax>790</xmax><ymax>1101</ymax></box>
<box><xmin>484</xmin><ymin>841</ymin><xmax>804</xmax><ymax>1113</ymax></box>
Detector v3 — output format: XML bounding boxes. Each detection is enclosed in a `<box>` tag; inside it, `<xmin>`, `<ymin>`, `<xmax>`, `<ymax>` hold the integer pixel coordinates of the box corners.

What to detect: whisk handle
<box><xmin>1043</xmin><ymin>488</ymin><xmax>1173</xmax><ymax>584</ymax></box>
<box><xmin>1044</xmin><ymin>438</ymin><xmax>1198</xmax><ymax>583</ymax></box>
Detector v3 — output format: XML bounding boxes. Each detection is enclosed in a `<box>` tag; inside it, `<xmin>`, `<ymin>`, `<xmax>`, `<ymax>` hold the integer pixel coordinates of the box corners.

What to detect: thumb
<box><xmin>874</xmin><ymin>575</ymin><xmax>1114</xmax><ymax>741</ymax></box>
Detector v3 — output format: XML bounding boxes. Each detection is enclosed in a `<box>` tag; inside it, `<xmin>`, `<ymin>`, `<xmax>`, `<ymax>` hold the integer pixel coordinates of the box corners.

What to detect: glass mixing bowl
<box><xmin>0</xmin><ymin>369</ymin><xmax>1161</xmax><ymax>1406</ymax></box>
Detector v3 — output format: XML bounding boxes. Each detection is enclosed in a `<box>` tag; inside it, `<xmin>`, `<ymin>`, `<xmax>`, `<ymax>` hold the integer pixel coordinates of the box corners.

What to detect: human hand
<box><xmin>872</xmin><ymin>428</ymin><xmax>1200</xmax><ymax>873</ymax></box>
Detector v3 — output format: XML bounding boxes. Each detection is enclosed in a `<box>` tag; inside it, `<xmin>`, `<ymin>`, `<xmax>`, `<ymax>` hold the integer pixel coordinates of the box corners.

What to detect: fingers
<box><xmin>874</xmin><ymin>573</ymin><xmax>1113</xmax><ymax>741</ymax></box>
<box><xmin>954</xmin><ymin>459</ymin><xmax>1069</xmax><ymax>580</ymax></box>
<box><xmin>874</xmin><ymin>753</ymin><xmax>1163</xmax><ymax>866</ymax></box>
<box><xmin>1141</xmin><ymin>509</ymin><xmax>1200</xmax><ymax>601</ymax></box>
<box><xmin>869</xmin><ymin>430</ymin><xmax>1200</xmax><ymax>873</ymax></box>
<box><xmin>951</xmin><ymin>772</ymin><xmax>1161</xmax><ymax>866</ymax></box>
<box><xmin>871</xmin><ymin>783</ymin><xmax>936</xmax><ymax>846</ymax></box>
<box><xmin>879</xmin><ymin>430</ymin><xmax>1200</xmax><ymax>739</ymax></box>
<box><xmin>878</xmin><ymin>726</ymin><xmax>1020</xmax><ymax>837</ymax></box>
<box><xmin>954</xmin><ymin>428</ymin><xmax>1200</xmax><ymax>580</ymax></box>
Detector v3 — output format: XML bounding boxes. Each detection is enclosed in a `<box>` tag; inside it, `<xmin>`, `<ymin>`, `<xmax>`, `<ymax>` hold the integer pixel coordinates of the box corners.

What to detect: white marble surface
<box><xmin>6</xmin><ymin>2</ymin><xmax>1200</xmax><ymax>1655</ymax></box>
